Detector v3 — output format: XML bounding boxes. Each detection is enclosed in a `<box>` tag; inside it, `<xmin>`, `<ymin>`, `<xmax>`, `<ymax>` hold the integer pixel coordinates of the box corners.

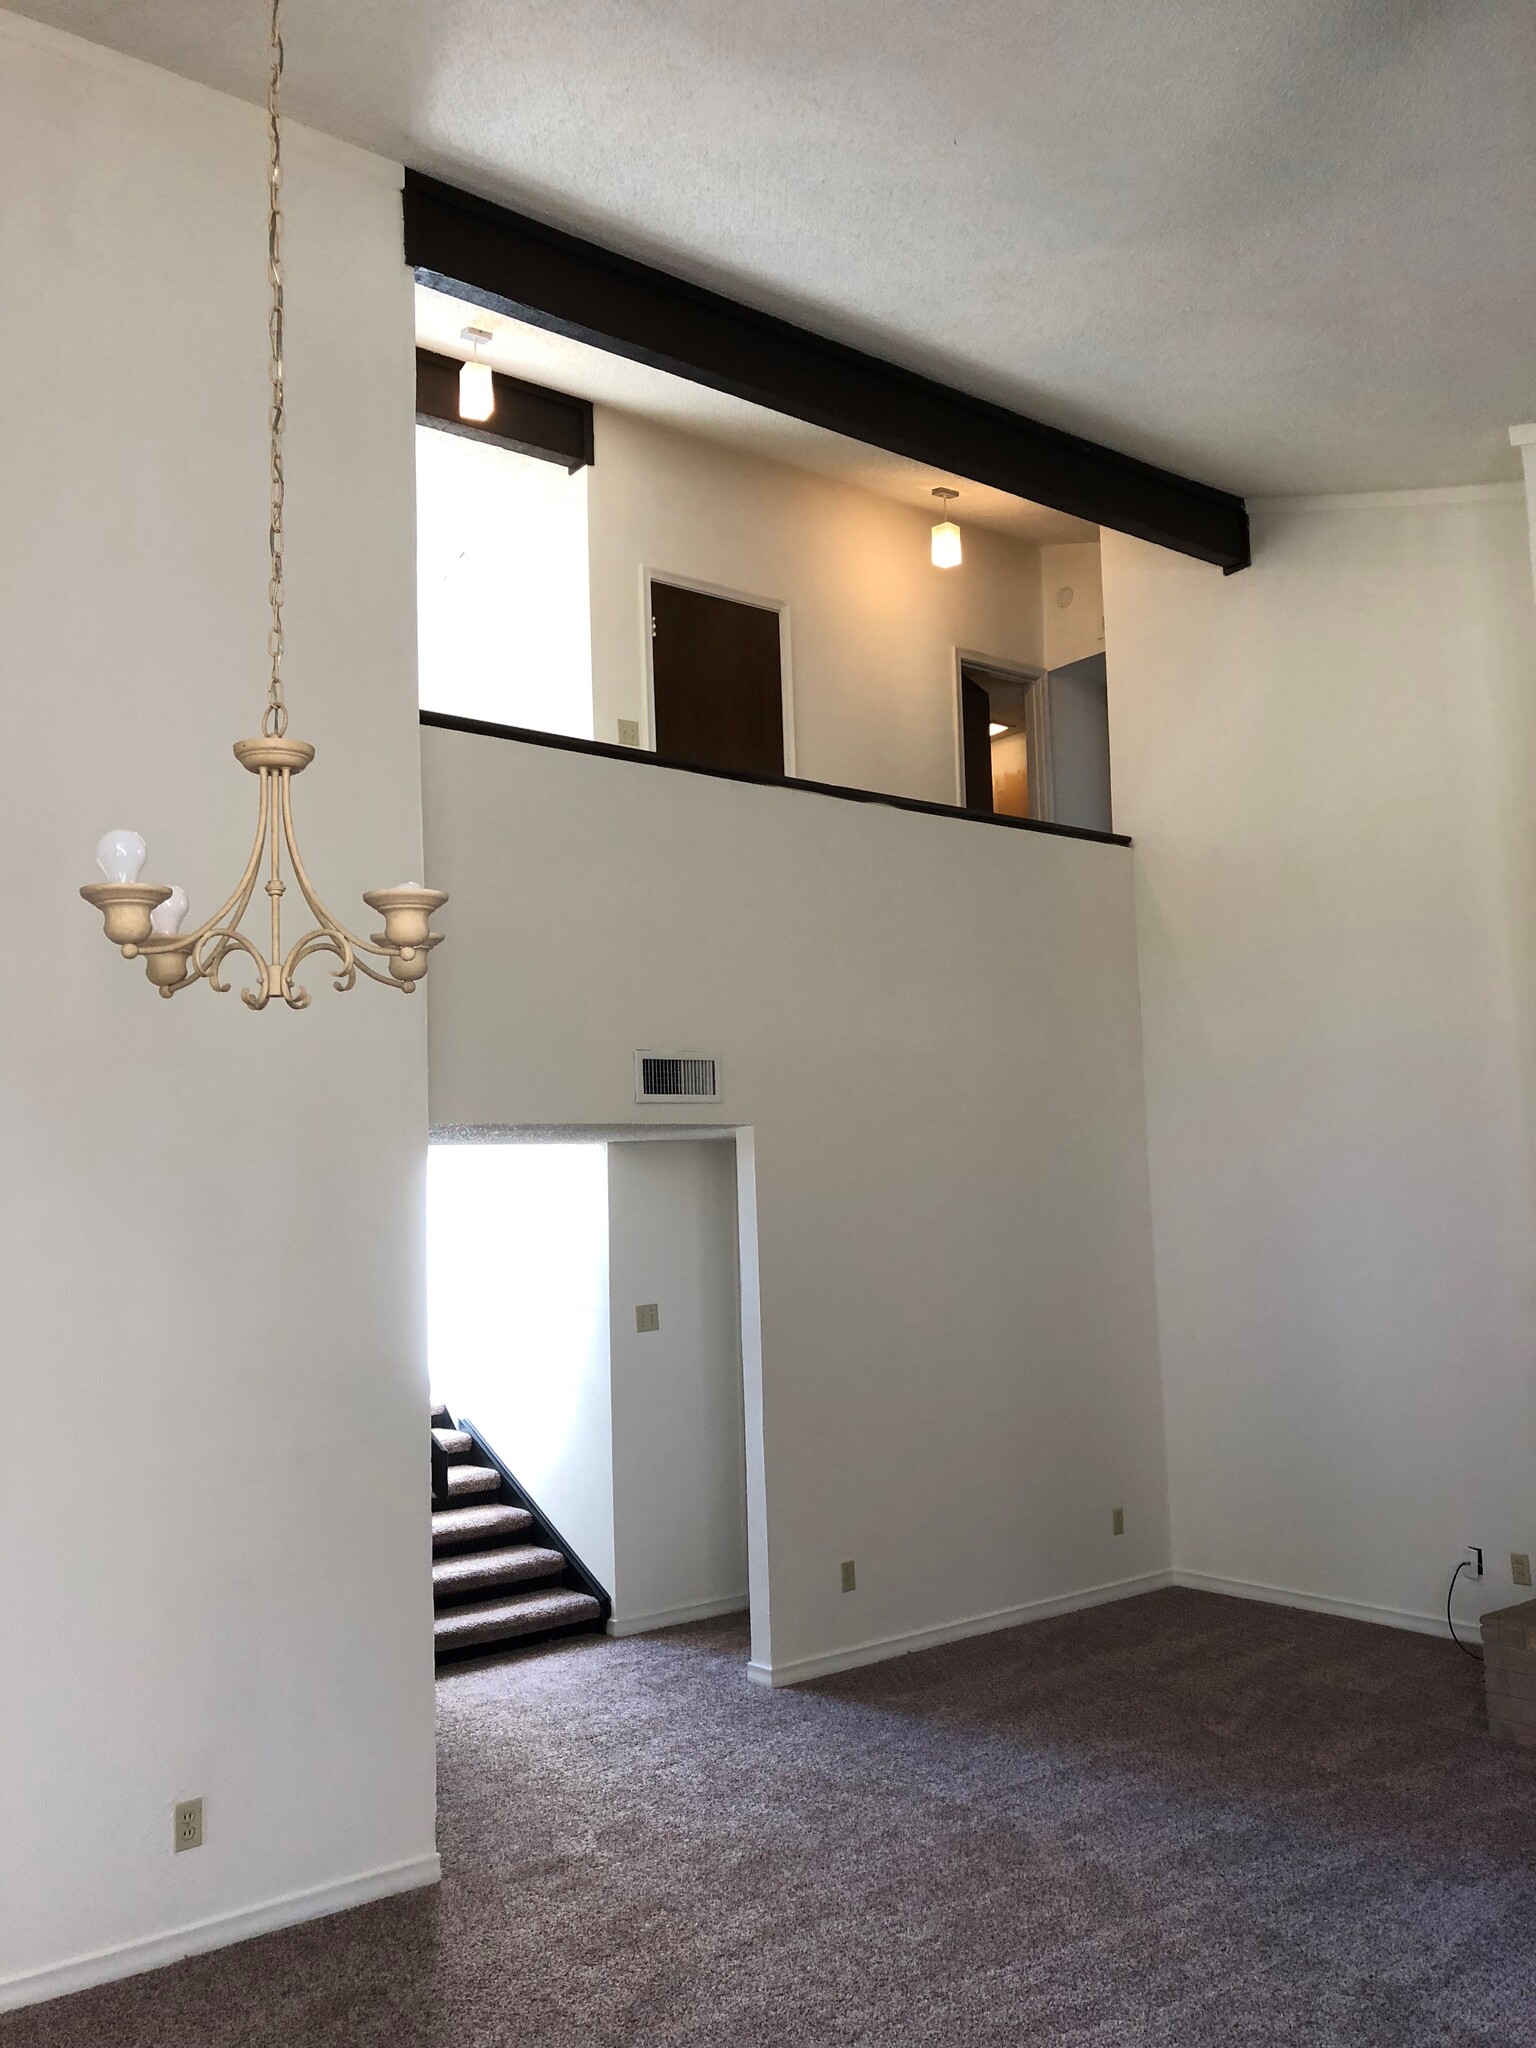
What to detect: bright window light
<box><xmin>416</xmin><ymin>426</ymin><xmax>594</xmax><ymax>737</ymax></box>
<box><xmin>427</xmin><ymin>1142</ymin><xmax>608</xmax><ymax>1469</ymax></box>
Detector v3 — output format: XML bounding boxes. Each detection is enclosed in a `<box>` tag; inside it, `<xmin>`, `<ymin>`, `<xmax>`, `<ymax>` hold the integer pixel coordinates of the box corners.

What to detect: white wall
<box><xmin>1048</xmin><ymin>655</ymin><xmax>1114</xmax><ymax>836</ymax></box>
<box><xmin>416</xmin><ymin>427</ymin><xmax>593</xmax><ymax>737</ymax></box>
<box><xmin>422</xmin><ymin>727</ymin><xmax>1169</xmax><ymax>1683</ymax></box>
<box><xmin>0</xmin><ymin>16</ymin><xmax>435</xmax><ymax>2008</ymax></box>
<box><xmin>427</xmin><ymin>1144</ymin><xmax>615</xmax><ymax>1592</ymax></box>
<box><xmin>1515</xmin><ymin>426</ymin><xmax>1536</xmax><ymax>603</ymax></box>
<box><xmin>585</xmin><ymin>408</ymin><xmax>1043</xmax><ymax>804</ymax></box>
<box><xmin>1041</xmin><ymin>541</ymin><xmax>1105</xmax><ymax>670</ymax></box>
<box><xmin>607</xmin><ymin>1141</ymin><xmax>748</xmax><ymax>1634</ymax></box>
<box><xmin>1104</xmin><ymin>487</ymin><xmax>1536</xmax><ymax>1636</ymax></box>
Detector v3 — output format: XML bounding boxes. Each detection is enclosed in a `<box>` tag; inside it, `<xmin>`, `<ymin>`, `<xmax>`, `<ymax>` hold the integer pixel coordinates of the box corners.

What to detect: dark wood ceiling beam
<box><xmin>403</xmin><ymin>169</ymin><xmax>1250</xmax><ymax>573</ymax></box>
<box><xmin>415</xmin><ymin>347</ymin><xmax>594</xmax><ymax>470</ymax></box>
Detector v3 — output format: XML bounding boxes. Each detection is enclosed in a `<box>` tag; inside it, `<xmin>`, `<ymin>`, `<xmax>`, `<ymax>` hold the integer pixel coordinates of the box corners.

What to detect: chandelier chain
<box><xmin>264</xmin><ymin>0</ymin><xmax>287</xmax><ymax>739</ymax></box>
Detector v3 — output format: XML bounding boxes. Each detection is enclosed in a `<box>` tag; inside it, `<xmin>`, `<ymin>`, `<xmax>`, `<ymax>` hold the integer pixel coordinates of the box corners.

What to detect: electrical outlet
<box><xmin>840</xmin><ymin>1560</ymin><xmax>856</xmax><ymax>1594</ymax></box>
<box><xmin>617</xmin><ymin>719</ymin><xmax>640</xmax><ymax>747</ymax></box>
<box><xmin>173</xmin><ymin>1798</ymin><xmax>203</xmax><ymax>1853</ymax></box>
<box><xmin>1112</xmin><ymin>1508</ymin><xmax>1125</xmax><ymax>1537</ymax></box>
<box><xmin>1513</xmin><ymin>1553</ymin><xmax>1532</xmax><ymax>1588</ymax></box>
<box><xmin>1464</xmin><ymin>1545</ymin><xmax>1485</xmax><ymax>1579</ymax></box>
<box><xmin>635</xmin><ymin>1303</ymin><xmax>659</xmax><ymax>1333</ymax></box>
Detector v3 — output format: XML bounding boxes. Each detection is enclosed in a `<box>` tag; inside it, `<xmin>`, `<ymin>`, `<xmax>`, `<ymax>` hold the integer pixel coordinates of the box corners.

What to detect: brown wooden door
<box><xmin>960</xmin><ymin>673</ymin><xmax>994</xmax><ymax>812</ymax></box>
<box><xmin>651</xmin><ymin>581</ymin><xmax>784</xmax><ymax>777</ymax></box>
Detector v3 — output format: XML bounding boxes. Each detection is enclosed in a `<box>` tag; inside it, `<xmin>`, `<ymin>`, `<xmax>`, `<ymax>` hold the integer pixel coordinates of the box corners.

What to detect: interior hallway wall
<box><xmin>423</xmin><ymin>726</ymin><xmax>1169</xmax><ymax>1684</ymax></box>
<box><xmin>585</xmin><ymin>408</ymin><xmax>1044</xmax><ymax>805</ymax></box>
<box><xmin>1041</xmin><ymin>541</ymin><xmax>1105</xmax><ymax>670</ymax></box>
<box><xmin>0</xmin><ymin>14</ymin><xmax>434</xmax><ymax>2008</ymax></box>
<box><xmin>1104</xmin><ymin>486</ymin><xmax>1536</xmax><ymax>1636</ymax></box>
<box><xmin>607</xmin><ymin>1141</ymin><xmax>748</xmax><ymax>1635</ymax></box>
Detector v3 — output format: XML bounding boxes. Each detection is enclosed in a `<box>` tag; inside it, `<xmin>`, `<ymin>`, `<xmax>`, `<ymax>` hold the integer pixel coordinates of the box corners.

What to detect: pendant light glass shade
<box><xmin>459</xmin><ymin>358</ymin><xmax>494</xmax><ymax>422</ymax></box>
<box><xmin>930</xmin><ymin>488</ymin><xmax>962</xmax><ymax>568</ymax></box>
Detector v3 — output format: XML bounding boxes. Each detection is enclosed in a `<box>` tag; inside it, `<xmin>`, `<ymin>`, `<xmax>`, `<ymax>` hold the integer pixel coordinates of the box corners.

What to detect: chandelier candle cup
<box><xmin>363</xmin><ymin>887</ymin><xmax>450</xmax><ymax>987</ymax></box>
<box><xmin>80</xmin><ymin>880</ymin><xmax>173</xmax><ymax>955</ymax></box>
<box><xmin>77</xmin><ymin>0</ymin><xmax>446</xmax><ymax>1011</ymax></box>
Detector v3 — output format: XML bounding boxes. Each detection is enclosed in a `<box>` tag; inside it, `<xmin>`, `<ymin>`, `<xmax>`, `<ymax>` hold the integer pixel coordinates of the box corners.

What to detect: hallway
<box><xmin>10</xmin><ymin>1592</ymin><xmax>1535</xmax><ymax>2047</ymax></box>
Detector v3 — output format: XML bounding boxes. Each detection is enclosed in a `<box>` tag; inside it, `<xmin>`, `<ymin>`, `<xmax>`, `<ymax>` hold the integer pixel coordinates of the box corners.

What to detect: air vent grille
<box><xmin>636</xmin><ymin>1053</ymin><xmax>719</xmax><ymax>1102</ymax></box>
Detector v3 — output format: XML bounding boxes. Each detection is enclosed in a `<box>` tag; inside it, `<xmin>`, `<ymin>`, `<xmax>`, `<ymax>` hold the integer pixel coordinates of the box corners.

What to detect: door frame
<box><xmin>951</xmin><ymin>649</ymin><xmax>1052</xmax><ymax>821</ymax></box>
<box><xmin>641</xmin><ymin>567</ymin><xmax>798</xmax><ymax>778</ymax></box>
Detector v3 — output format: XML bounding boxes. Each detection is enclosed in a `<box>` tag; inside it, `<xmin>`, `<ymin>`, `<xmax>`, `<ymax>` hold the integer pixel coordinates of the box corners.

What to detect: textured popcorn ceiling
<box><xmin>22</xmin><ymin>0</ymin><xmax>1536</xmax><ymax>495</ymax></box>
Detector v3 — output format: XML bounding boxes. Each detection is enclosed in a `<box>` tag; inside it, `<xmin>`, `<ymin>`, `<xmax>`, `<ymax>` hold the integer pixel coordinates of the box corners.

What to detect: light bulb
<box><xmin>459</xmin><ymin>359</ymin><xmax>494</xmax><ymax>423</ymax></box>
<box><xmin>151</xmin><ymin>885</ymin><xmax>189</xmax><ymax>936</ymax></box>
<box><xmin>95</xmin><ymin>829</ymin><xmax>147</xmax><ymax>883</ymax></box>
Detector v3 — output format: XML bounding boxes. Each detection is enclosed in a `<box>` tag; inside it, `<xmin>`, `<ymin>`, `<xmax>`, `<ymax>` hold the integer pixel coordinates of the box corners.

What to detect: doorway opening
<box><xmin>958</xmin><ymin>651</ymin><xmax>1114</xmax><ymax>834</ymax></box>
<box><xmin>958</xmin><ymin>658</ymin><xmax>1047</xmax><ymax>821</ymax></box>
<box><xmin>426</xmin><ymin>1132</ymin><xmax>762</xmax><ymax>1667</ymax></box>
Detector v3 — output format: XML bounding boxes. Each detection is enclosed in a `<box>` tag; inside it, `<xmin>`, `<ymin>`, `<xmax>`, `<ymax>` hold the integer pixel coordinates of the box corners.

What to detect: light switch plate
<box><xmin>635</xmin><ymin>1303</ymin><xmax>660</xmax><ymax>1333</ymax></box>
<box><xmin>1112</xmin><ymin>1508</ymin><xmax>1125</xmax><ymax>1536</ymax></box>
<box><xmin>617</xmin><ymin>719</ymin><xmax>640</xmax><ymax>746</ymax></box>
<box><xmin>1513</xmin><ymin>1552</ymin><xmax>1532</xmax><ymax>1588</ymax></box>
<box><xmin>840</xmin><ymin>1560</ymin><xmax>856</xmax><ymax>1594</ymax></box>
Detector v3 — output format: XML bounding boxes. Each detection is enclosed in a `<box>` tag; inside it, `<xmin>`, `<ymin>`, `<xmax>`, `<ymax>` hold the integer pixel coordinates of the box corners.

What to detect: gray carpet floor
<box><xmin>7</xmin><ymin>1588</ymin><xmax>1536</xmax><ymax>2046</ymax></box>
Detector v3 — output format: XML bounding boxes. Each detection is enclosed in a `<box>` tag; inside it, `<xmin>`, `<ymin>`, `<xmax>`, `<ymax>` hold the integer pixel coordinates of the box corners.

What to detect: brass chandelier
<box><xmin>81</xmin><ymin>0</ymin><xmax>446</xmax><ymax>1010</ymax></box>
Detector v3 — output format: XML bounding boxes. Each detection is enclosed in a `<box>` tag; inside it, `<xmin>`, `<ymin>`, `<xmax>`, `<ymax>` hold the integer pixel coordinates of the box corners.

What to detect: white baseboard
<box><xmin>1171</xmin><ymin>1569</ymin><xmax>1482</xmax><ymax>1643</ymax></box>
<box><xmin>747</xmin><ymin>1569</ymin><xmax>1174</xmax><ymax>1687</ymax></box>
<box><xmin>0</xmin><ymin>1852</ymin><xmax>441</xmax><ymax>2014</ymax></box>
<box><xmin>608</xmin><ymin>1593</ymin><xmax>750</xmax><ymax>1637</ymax></box>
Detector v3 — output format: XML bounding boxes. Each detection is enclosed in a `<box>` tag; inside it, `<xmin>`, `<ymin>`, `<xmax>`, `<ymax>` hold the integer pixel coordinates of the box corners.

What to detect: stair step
<box><xmin>432</xmin><ymin>1426</ymin><xmax>473</xmax><ymax>1457</ymax></box>
<box><xmin>434</xmin><ymin>1586</ymin><xmax>602</xmax><ymax>1654</ymax></box>
<box><xmin>433</xmin><ymin>1544</ymin><xmax>566</xmax><ymax>1602</ymax></box>
<box><xmin>432</xmin><ymin>1502</ymin><xmax>534</xmax><ymax>1551</ymax></box>
<box><xmin>444</xmin><ymin>1462</ymin><xmax>500</xmax><ymax>1500</ymax></box>
<box><xmin>430</xmin><ymin>1402</ymin><xmax>452</xmax><ymax>1429</ymax></box>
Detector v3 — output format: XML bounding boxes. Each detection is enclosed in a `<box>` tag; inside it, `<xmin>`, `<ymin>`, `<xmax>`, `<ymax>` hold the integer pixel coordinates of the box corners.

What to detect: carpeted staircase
<box><xmin>431</xmin><ymin>1404</ymin><xmax>605</xmax><ymax>1659</ymax></box>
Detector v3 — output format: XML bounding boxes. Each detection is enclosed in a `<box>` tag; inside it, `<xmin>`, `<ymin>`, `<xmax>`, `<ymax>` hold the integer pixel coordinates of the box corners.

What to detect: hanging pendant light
<box><xmin>80</xmin><ymin>0</ymin><xmax>447</xmax><ymax>1009</ymax></box>
<box><xmin>458</xmin><ymin>327</ymin><xmax>495</xmax><ymax>422</ymax></box>
<box><xmin>931</xmin><ymin>488</ymin><xmax>963</xmax><ymax>569</ymax></box>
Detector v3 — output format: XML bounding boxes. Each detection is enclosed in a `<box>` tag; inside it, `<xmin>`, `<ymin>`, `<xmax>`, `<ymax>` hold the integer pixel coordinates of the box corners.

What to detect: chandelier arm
<box><xmin>283</xmin><ymin>926</ymin><xmax>360</xmax><ymax>1006</ymax></box>
<box><xmin>347</xmin><ymin>953</ymin><xmax>407</xmax><ymax>989</ymax></box>
<box><xmin>133</xmin><ymin>764</ymin><xmax>274</xmax><ymax>965</ymax></box>
<box><xmin>276</xmin><ymin>771</ymin><xmax>392</xmax><ymax>962</ymax></box>
<box><xmin>198</xmin><ymin>925</ymin><xmax>274</xmax><ymax>1009</ymax></box>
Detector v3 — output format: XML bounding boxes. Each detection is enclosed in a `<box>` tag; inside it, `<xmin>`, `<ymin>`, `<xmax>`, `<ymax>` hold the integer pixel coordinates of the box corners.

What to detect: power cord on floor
<box><xmin>1447</xmin><ymin>1560</ymin><xmax>1484</xmax><ymax>1661</ymax></box>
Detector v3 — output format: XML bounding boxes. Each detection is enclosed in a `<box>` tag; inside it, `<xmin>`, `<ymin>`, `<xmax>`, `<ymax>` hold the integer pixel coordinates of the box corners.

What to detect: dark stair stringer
<box><xmin>430</xmin><ymin>1405</ymin><xmax>608</xmax><ymax>1660</ymax></box>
